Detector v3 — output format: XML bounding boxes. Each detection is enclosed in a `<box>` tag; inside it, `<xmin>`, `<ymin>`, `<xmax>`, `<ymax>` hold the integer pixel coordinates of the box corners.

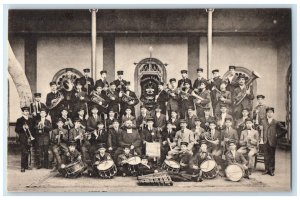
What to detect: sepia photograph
<box><xmin>6</xmin><ymin>7</ymin><xmax>293</xmax><ymax>193</ymax></box>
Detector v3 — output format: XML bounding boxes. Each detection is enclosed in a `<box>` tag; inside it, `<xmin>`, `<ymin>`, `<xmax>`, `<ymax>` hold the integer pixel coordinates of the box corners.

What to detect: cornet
<box><xmin>24</xmin><ymin>123</ymin><xmax>35</xmax><ymax>142</ymax></box>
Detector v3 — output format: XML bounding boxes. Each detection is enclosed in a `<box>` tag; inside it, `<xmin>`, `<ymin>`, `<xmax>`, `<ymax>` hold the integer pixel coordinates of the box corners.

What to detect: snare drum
<box><xmin>96</xmin><ymin>160</ymin><xmax>117</xmax><ymax>179</ymax></box>
<box><xmin>60</xmin><ymin>160</ymin><xmax>86</xmax><ymax>178</ymax></box>
<box><xmin>162</xmin><ymin>159</ymin><xmax>180</xmax><ymax>173</ymax></box>
<box><xmin>127</xmin><ymin>156</ymin><xmax>141</xmax><ymax>176</ymax></box>
<box><xmin>200</xmin><ymin>159</ymin><xmax>219</xmax><ymax>179</ymax></box>
<box><xmin>225</xmin><ymin>164</ymin><xmax>245</xmax><ymax>182</ymax></box>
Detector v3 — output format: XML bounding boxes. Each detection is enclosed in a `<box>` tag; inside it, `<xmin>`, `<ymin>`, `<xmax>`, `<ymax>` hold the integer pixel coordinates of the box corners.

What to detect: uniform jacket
<box><xmin>253</xmin><ymin>104</ymin><xmax>267</xmax><ymax>124</ymax></box>
<box><xmin>15</xmin><ymin>116</ymin><xmax>35</xmax><ymax>144</ymax></box>
<box><xmin>35</xmin><ymin>118</ymin><xmax>52</xmax><ymax>146</ymax></box>
<box><xmin>153</xmin><ymin>113</ymin><xmax>166</xmax><ymax>130</ymax></box>
<box><xmin>166</xmin><ymin>87</ymin><xmax>180</xmax><ymax>111</ymax></box>
<box><xmin>168</xmin><ymin>117</ymin><xmax>180</xmax><ymax>131</ymax></box>
<box><xmin>193</xmin><ymin>89</ymin><xmax>211</xmax><ymax>108</ymax></box>
<box><xmin>186</xmin><ymin>114</ymin><xmax>197</xmax><ymax>130</ymax></box>
<box><xmin>141</xmin><ymin>127</ymin><xmax>162</xmax><ymax>143</ymax></box>
<box><xmin>95</xmin><ymin>78</ymin><xmax>109</xmax><ymax>88</ymax></box>
<box><xmin>192</xmin><ymin>126</ymin><xmax>206</xmax><ymax>141</ymax></box>
<box><xmin>86</xmin><ymin>115</ymin><xmax>102</xmax><ymax>131</ymax></box>
<box><xmin>30</xmin><ymin>101</ymin><xmax>47</xmax><ymax>117</ymax></box>
<box><xmin>46</xmin><ymin>91</ymin><xmax>64</xmax><ymax>111</ymax></box>
<box><xmin>118</xmin><ymin>128</ymin><xmax>142</xmax><ymax>148</ymax></box>
<box><xmin>108</xmin><ymin>128</ymin><xmax>122</xmax><ymax>149</ymax></box>
<box><xmin>193</xmin><ymin>77</ymin><xmax>207</xmax><ymax>89</ymax></box>
<box><xmin>113</xmin><ymin>79</ymin><xmax>127</xmax><ymax>92</ymax></box>
<box><xmin>161</xmin><ymin>128</ymin><xmax>177</xmax><ymax>143</ymax></box>
<box><xmin>189</xmin><ymin>151</ymin><xmax>212</xmax><ymax>168</ymax></box>
<box><xmin>175</xmin><ymin>128</ymin><xmax>196</xmax><ymax>149</ymax></box>
<box><xmin>51</xmin><ymin>127</ymin><xmax>69</xmax><ymax>145</ymax></box>
<box><xmin>64</xmin><ymin>149</ymin><xmax>81</xmax><ymax>165</ymax></box>
<box><xmin>177</xmin><ymin>78</ymin><xmax>192</xmax><ymax>89</ymax></box>
<box><xmin>93</xmin><ymin>152</ymin><xmax>112</xmax><ymax>164</ymax></box>
<box><xmin>117</xmin><ymin>153</ymin><xmax>133</xmax><ymax>166</ymax></box>
<box><xmin>120</xmin><ymin>90</ymin><xmax>139</xmax><ymax>107</ymax></box>
<box><xmin>225</xmin><ymin>150</ymin><xmax>247</xmax><ymax>165</ymax></box>
<box><xmin>216</xmin><ymin>113</ymin><xmax>233</xmax><ymax>130</ymax></box>
<box><xmin>261</xmin><ymin>118</ymin><xmax>287</xmax><ymax>147</ymax></box>
<box><xmin>233</xmin><ymin>86</ymin><xmax>254</xmax><ymax>110</ymax></box>
<box><xmin>225</xmin><ymin>74</ymin><xmax>239</xmax><ymax>94</ymax></box>
<box><xmin>136</xmin><ymin>113</ymin><xmax>150</xmax><ymax>130</ymax></box>
<box><xmin>200</xmin><ymin>115</ymin><xmax>214</xmax><ymax>131</ymax></box>
<box><xmin>69</xmin><ymin>127</ymin><xmax>86</xmax><ymax>143</ymax></box>
<box><xmin>78</xmin><ymin>76</ymin><xmax>94</xmax><ymax>94</ymax></box>
<box><xmin>89</xmin><ymin>129</ymin><xmax>109</xmax><ymax>146</ymax></box>
<box><xmin>221</xmin><ymin>127</ymin><xmax>239</xmax><ymax>142</ymax></box>
<box><xmin>156</xmin><ymin>89</ymin><xmax>169</xmax><ymax>111</ymax></box>
<box><xmin>239</xmin><ymin>129</ymin><xmax>259</xmax><ymax>148</ymax></box>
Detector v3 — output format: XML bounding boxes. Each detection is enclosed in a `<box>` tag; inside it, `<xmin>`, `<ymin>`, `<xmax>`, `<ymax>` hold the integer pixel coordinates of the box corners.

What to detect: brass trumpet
<box><xmin>24</xmin><ymin>123</ymin><xmax>35</xmax><ymax>142</ymax></box>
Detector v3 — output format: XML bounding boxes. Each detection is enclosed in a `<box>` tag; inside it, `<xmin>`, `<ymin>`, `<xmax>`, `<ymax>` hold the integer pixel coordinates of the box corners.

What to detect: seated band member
<box><xmin>117</xmin><ymin>145</ymin><xmax>134</xmax><ymax>176</ymax></box>
<box><xmin>200</xmin><ymin>107</ymin><xmax>214</xmax><ymax>131</ymax></box>
<box><xmin>106</xmin><ymin>109</ymin><xmax>117</xmax><ymax>130</ymax></box>
<box><xmin>233</xmin><ymin>74</ymin><xmax>254</xmax><ymax>119</ymax></box>
<box><xmin>60</xmin><ymin>107</ymin><xmax>74</xmax><ymax>131</ymax></box>
<box><xmin>59</xmin><ymin>140</ymin><xmax>83</xmax><ymax>177</ymax></box>
<box><xmin>90</xmin><ymin>143</ymin><xmax>113</xmax><ymax>177</ymax></box>
<box><xmin>86</xmin><ymin>105</ymin><xmax>102</xmax><ymax>132</ymax></box>
<box><xmin>237</xmin><ymin>118</ymin><xmax>259</xmax><ymax>174</ymax></box>
<box><xmin>168</xmin><ymin>110</ymin><xmax>180</xmax><ymax>131</ymax></box>
<box><xmin>171</xmin><ymin>119</ymin><xmax>196</xmax><ymax>154</ymax></box>
<box><xmin>119</xmin><ymin>81</ymin><xmax>139</xmax><ymax>117</ymax></box>
<box><xmin>30</xmin><ymin>92</ymin><xmax>47</xmax><ymax>120</ymax></box>
<box><xmin>69</xmin><ymin>119</ymin><xmax>91</xmax><ymax>165</ymax></box>
<box><xmin>225</xmin><ymin>140</ymin><xmax>249</xmax><ymax>179</ymax></box>
<box><xmin>193</xmin><ymin>79</ymin><xmax>211</xmax><ymax>119</ymax></box>
<box><xmin>115</xmin><ymin>119</ymin><xmax>142</xmax><ymax>157</ymax></box>
<box><xmin>107</xmin><ymin>82</ymin><xmax>120</xmax><ymax>117</ymax></box>
<box><xmin>221</xmin><ymin>118</ymin><xmax>239</xmax><ymax>151</ymax></box>
<box><xmin>167</xmin><ymin>142</ymin><xmax>201</xmax><ymax>182</ymax></box>
<box><xmin>51</xmin><ymin>118</ymin><xmax>69</xmax><ymax>170</ymax></box>
<box><xmin>214</xmin><ymin>81</ymin><xmax>232</xmax><ymax>117</ymax></box>
<box><xmin>236</xmin><ymin>108</ymin><xmax>250</xmax><ymax>139</ymax></box>
<box><xmin>89</xmin><ymin>121</ymin><xmax>108</xmax><ymax>157</ymax></box>
<box><xmin>76</xmin><ymin>106</ymin><xmax>87</xmax><ymax>129</ymax></box>
<box><xmin>153</xmin><ymin>105</ymin><xmax>166</xmax><ymax>132</ymax></box>
<box><xmin>189</xmin><ymin>141</ymin><xmax>213</xmax><ymax>182</ymax></box>
<box><xmin>108</xmin><ymin>120</ymin><xmax>122</xmax><ymax>159</ymax></box>
<box><xmin>192</xmin><ymin>118</ymin><xmax>205</xmax><ymax>143</ymax></box>
<box><xmin>121</xmin><ymin>107</ymin><xmax>136</xmax><ymax>128</ymax></box>
<box><xmin>253</xmin><ymin>95</ymin><xmax>268</xmax><ymax>126</ymax></box>
<box><xmin>166</xmin><ymin>78</ymin><xmax>180</xmax><ymax>119</ymax></box>
<box><xmin>15</xmin><ymin>106</ymin><xmax>35</xmax><ymax>172</ymax></box>
<box><xmin>136</xmin><ymin>105</ymin><xmax>150</xmax><ymax>132</ymax></box>
<box><xmin>161</xmin><ymin>121</ymin><xmax>177</xmax><ymax>161</ymax></box>
<box><xmin>186</xmin><ymin>106</ymin><xmax>197</xmax><ymax>130</ymax></box>
<box><xmin>216</xmin><ymin>104</ymin><xmax>233</xmax><ymax>130</ymax></box>
<box><xmin>205</xmin><ymin>120</ymin><xmax>222</xmax><ymax>158</ymax></box>
<box><xmin>35</xmin><ymin>108</ymin><xmax>52</xmax><ymax>169</ymax></box>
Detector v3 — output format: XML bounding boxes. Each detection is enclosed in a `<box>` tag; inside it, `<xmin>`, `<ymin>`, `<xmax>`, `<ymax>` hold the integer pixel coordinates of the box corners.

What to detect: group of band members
<box><xmin>15</xmin><ymin>66</ymin><xmax>287</xmax><ymax>181</ymax></box>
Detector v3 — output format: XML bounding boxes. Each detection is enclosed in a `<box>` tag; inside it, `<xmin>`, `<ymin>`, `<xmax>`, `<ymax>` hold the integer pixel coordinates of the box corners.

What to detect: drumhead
<box><xmin>200</xmin><ymin>160</ymin><xmax>217</xmax><ymax>172</ymax></box>
<box><xmin>225</xmin><ymin>164</ymin><xmax>244</xmax><ymax>182</ymax></box>
<box><xmin>127</xmin><ymin>156</ymin><xmax>141</xmax><ymax>165</ymax></box>
<box><xmin>164</xmin><ymin>160</ymin><xmax>180</xmax><ymax>169</ymax></box>
<box><xmin>97</xmin><ymin>160</ymin><xmax>114</xmax><ymax>171</ymax></box>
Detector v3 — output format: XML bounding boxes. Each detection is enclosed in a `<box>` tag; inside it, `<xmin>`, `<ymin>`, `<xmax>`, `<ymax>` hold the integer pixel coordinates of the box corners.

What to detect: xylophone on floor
<box><xmin>137</xmin><ymin>171</ymin><xmax>173</xmax><ymax>186</ymax></box>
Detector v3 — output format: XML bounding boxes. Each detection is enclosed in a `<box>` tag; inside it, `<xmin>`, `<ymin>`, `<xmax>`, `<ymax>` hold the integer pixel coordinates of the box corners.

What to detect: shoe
<box><xmin>37</xmin><ymin>166</ymin><xmax>42</xmax><ymax>169</ymax></box>
<box><xmin>21</xmin><ymin>168</ymin><xmax>25</xmax><ymax>172</ymax></box>
<box><xmin>26</xmin><ymin>166</ymin><xmax>32</xmax><ymax>170</ymax></box>
<box><xmin>262</xmin><ymin>170</ymin><xmax>269</xmax><ymax>175</ymax></box>
<box><xmin>122</xmin><ymin>173</ymin><xmax>127</xmax><ymax>177</ymax></box>
<box><xmin>248</xmin><ymin>169</ymin><xmax>252</xmax><ymax>175</ymax></box>
<box><xmin>270</xmin><ymin>171</ymin><xmax>275</xmax><ymax>176</ymax></box>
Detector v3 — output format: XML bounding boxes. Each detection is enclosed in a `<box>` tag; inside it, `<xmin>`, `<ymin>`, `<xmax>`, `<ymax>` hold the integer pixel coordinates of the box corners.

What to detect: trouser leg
<box><xmin>20</xmin><ymin>144</ymin><xmax>29</xmax><ymax>169</ymax></box>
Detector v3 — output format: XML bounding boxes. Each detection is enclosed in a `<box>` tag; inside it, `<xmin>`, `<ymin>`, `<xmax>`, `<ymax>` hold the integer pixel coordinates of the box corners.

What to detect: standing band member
<box><xmin>193</xmin><ymin>68</ymin><xmax>206</xmax><ymax>89</ymax></box>
<box><xmin>193</xmin><ymin>80</ymin><xmax>211</xmax><ymax>119</ymax></box>
<box><xmin>95</xmin><ymin>70</ymin><xmax>109</xmax><ymax>89</ymax></box>
<box><xmin>79</xmin><ymin>68</ymin><xmax>94</xmax><ymax>95</ymax></box>
<box><xmin>166</xmin><ymin>78</ymin><xmax>180</xmax><ymax>118</ymax></box>
<box><xmin>107</xmin><ymin>82</ymin><xmax>120</xmax><ymax>116</ymax></box>
<box><xmin>261</xmin><ymin>107</ymin><xmax>287</xmax><ymax>176</ymax></box>
<box><xmin>214</xmin><ymin>81</ymin><xmax>232</xmax><ymax>116</ymax></box>
<box><xmin>253</xmin><ymin>95</ymin><xmax>268</xmax><ymax>126</ymax></box>
<box><xmin>35</xmin><ymin>108</ymin><xmax>52</xmax><ymax>169</ymax></box>
<box><xmin>30</xmin><ymin>93</ymin><xmax>47</xmax><ymax>120</ymax></box>
<box><xmin>119</xmin><ymin>81</ymin><xmax>139</xmax><ymax>117</ymax></box>
<box><xmin>155</xmin><ymin>81</ymin><xmax>168</xmax><ymax>115</ymax></box>
<box><xmin>179</xmin><ymin>82</ymin><xmax>194</xmax><ymax>119</ymax></box>
<box><xmin>178</xmin><ymin>70</ymin><xmax>192</xmax><ymax>89</ymax></box>
<box><xmin>225</xmin><ymin>66</ymin><xmax>239</xmax><ymax>95</ymax></box>
<box><xmin>46</xmin><ymin>81</ymin><xmax>64</xmax><ymax>127</ymax></box>
<box><xmin>210</xmin><ymin>69</ymin><xmax>223</xmax><ymax>115</ymax></box>
<box><xmin>15</xmin><ymin>106</ymin><xmax>35</xmax><ymax>172</ymax></box>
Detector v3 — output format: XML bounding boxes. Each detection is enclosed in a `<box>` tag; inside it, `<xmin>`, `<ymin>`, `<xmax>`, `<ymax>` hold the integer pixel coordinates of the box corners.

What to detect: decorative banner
<box><xmin>140</xmin><ymin>74</ymin><xmax>161</xmax><ymax>110</ymax></box>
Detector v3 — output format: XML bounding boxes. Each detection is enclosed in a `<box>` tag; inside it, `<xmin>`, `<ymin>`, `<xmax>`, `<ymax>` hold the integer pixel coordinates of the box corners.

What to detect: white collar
<box><xmin>23</xmin><ymin>115</ymin><xmax>29</xmax><ymax>120</ymax></box>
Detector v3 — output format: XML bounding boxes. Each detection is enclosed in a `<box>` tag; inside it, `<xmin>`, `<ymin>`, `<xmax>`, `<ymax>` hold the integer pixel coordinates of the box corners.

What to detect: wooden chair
<box><xmin>254</xmin><ymin>144</ymin><xmax>265</xmax><ymax>169</ymax></box>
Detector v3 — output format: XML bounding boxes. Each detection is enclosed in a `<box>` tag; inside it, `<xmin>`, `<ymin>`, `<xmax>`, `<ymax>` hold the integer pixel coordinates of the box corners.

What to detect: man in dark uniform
<box><xmin>261</xmin><ymin>107</ymin><xmax>287</xmax><ymax>176</ymax></box>
<box><xmin>193</xmin><ymin>68</ymin><xmax>207</xmax><ymax>89</ymax></box>
<box><xmin>233</xmin><ymin>74</ymin><xmax>254</xmax><ymax>119</ymax></box>
<box><xmin>119</xmin><ymin>81</ymin><xmax>139</xmax><ymax>117</ymax></box>
<box><xmin>108</xmin><ymin>120</ymin><xmax>122</xmax><ymax>160</ymax></box>
<box><xmin>177</xmin><ymin>70</ymin><xmax>192</xmax><ymax>89</ymax></box>
<box><xmin>215</xmin><ymin>81</ymin><xmax>232</xmax><ymax>116</ymax></box>
<box><xmin>15</xmin><ymin>106</ymin><xmax>35</xmax><ymax>172</ymax></box>
<box><xmin>76</xmin><ymin>107</ymin><xmax>87</xmax><ymax>129</ymax></box>
<box><xmin>168</xmin><ymin>110</ymin><xmax>180</xmax><ymax>131</ymax></box>
<box><xmin>179</xmin><ymin>82</ymin><xmax>194</xmax><ymax>119</ymax></box>
<box><xmin>106</xmin><ymin>109</ymin><xmax>117</xmax><ymax>130</ymax></box>
<box><xmin>71</xmin><ymin>79</ymin><xmax>89</xmax><ymax>119</ymax></box>
<box><xmin>107</xmin><ymin>82</ymin><xmax>120</xmax><ymax>117</ymax></box>
<box><xmin>166</xmin><ymin>78</ymin><xmax>180</xmax><ymax>118</ymax></box>
<box><xmin>30</xmin><ymin>93</ymin><xmax>47</xmax><ymax>120</ymax></box>
<box><xmin>60</xmin><ymin>107</ymin><xmax>74</xmax><ymax>132</ymax></box>
<box><xmin>225</xmin><ymin>66</ymin><xmax>239</xmax><ymax>95</ymax></box>
<box><xmin>193</xmin><ymin>80</ymin><xmax>211</xmax><ymax>119</ymax></box>
<box><xmin>155</xmin><ymin>81</ymin><xmax>169</xmax><ymax>115</ymax></box>
<box><xmin>34</xmin><ymin>108</ymin><xmax>52</xmax><ymax>169</ymax></box>
<box><xmin>91</xmin><ymin>143</ymin><xmax>113</xmax><ymax>177</ymax></box>
<box><xmin>95</xmin><ymin>70</ymin><xmax>109</xmax><ymax>88</ymax></box>
<box><xmin>200</xmin><ymin>107</ymin><xmax>214</xmax><ymax>131</ymax></box>
<box><xmin>210</xmin><ymin>69</ymin><xmax>223</xmax><ymax>115</ymax></box>
<box><xmin>153</xmin><ymin>105</ymin><xmax>167</xmax><ymax>132</ymax></box>
<box><xmin>136</xmin><ymin>105</ymin><xmax>150</xmax><ymax>132</ymax></box>
<box><xmin>46</xmin><ymin>81</ymin><xmax>64</xmax><ymax>127</ymax></box>
<box><xmin>89</xmin><ymin>121</ymin><xmax>109</xmax><ymax>157</ymax></box>
<box><xmin>253</xmin><ymin>95</ymin><xmax>268</xmax><ymax>126</ymax></box>
<box><xmin>78</xmin><ymin>68</ymin><xmax>94</xmax><ymax>95</ymax></box>
<box><xmin>86</xmin><ymin>105</ymin><xmax>102</xmax><ymax>132</ymax></box>
<box><xmin>61</xmin><ymin>69</ymin><xmax>75</xmax><ymax>117</ymax></box>
<box><xmin>114</xmin><ymin>70</ymin><xmax>127</xmax><ymax>93</ymax></box>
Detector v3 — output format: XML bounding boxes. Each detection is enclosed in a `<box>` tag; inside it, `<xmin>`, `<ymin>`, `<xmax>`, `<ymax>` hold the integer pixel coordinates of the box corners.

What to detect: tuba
<box><xmin>234</xmin><ymin>71</ymin><xmax>261</xmax><ymax>106</ymax></box>
<box><xmin>49</xmin><ymin>91</ymin><xmax>64</xmax><ymax>109</ymax></box>
<box><xmin>90</xmin><ymin>91</ymin><xmax>109</xmax><ymax>108</ymax></box>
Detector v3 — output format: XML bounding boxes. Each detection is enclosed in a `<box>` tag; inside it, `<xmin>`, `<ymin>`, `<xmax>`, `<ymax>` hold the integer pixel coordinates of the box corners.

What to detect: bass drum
<box><xmin>162</xmin><ymin>159</ymin><xmax>180</xmax><ymax>173</ymax></box>
<box><xmin>200</xmin><ymin>159</ymin><xmax>219</xmax><ymax>179</ymax></box>
<box><xmin>127</xmin><ymin>156</ymin><xmax>141</xmax><ymax>176</ymax></box>
<box><xmin>225</xmin><ymin>164</ymin><xmax>245</xmax><ymax>182</ymax></box>
<box><xmin>60</xmin><ymin>160</ymin><xmax>87</xmax><ymax>178</ymax></box>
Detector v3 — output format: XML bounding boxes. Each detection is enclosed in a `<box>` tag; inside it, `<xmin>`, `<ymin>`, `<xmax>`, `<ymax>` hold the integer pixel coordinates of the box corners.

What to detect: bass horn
<box><xmin>234</xmin><ymin>71</ymin><xmax>261</xmax><ymax>106</ymax></box>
